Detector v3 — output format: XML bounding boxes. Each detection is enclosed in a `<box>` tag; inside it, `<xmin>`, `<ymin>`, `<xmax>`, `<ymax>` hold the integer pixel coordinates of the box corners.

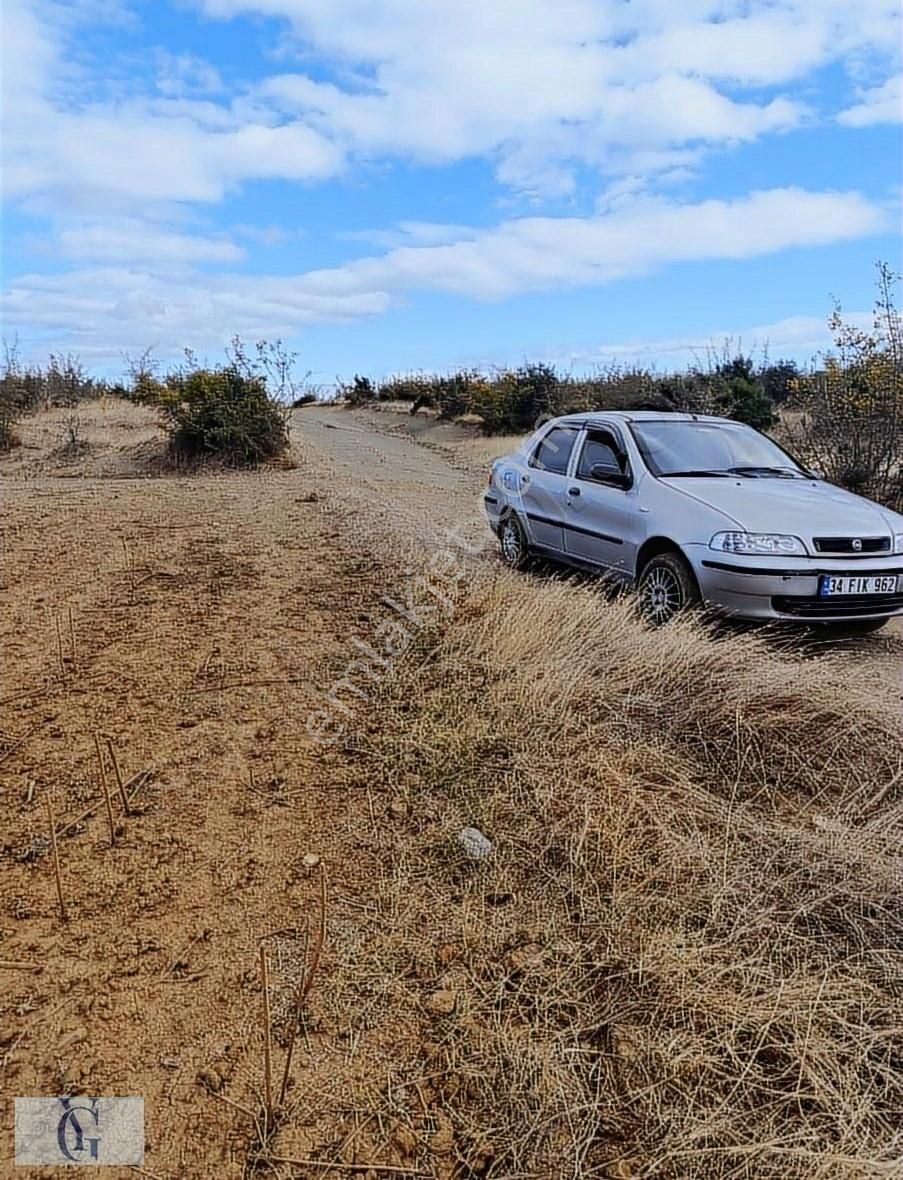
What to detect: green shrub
<box><xmin>160</xmin><ymin>364</ymin><xmax>289</xmax><ymax>464</ymax></box>
<box><xmin>340</xmin><ymin>375</ymin><xmax>377</xmax><ymax>405</ymax></box>
<box><xmin>376</xmin><ymin>374</ymin><xmax>437</xmax><ymax>405</ymax></box>
<box><xmin>433</xmin><ymin>370</ymin><xmax>482</xmax><ymax>419</ymax></box>
<box><xmin>467</xmin><ymin>363</ymin><xmax>560</xmax><ymax>432</ymax></box>
<box><xmin>785</xmin><ymin>264</ymin><xmax>902</xmax><ymax>505</ymax></box>
<box><xmin>760</xmin><ymin>359</ymin><xmax>800</xmax><ymax>404</ymax></box>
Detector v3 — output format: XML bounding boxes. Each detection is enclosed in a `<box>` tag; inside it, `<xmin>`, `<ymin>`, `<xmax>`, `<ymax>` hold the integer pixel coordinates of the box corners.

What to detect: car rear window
<box><xmin>530</xmin><ymin>426</ymin><xmax>578</xmax><ymax>475</ymax></box>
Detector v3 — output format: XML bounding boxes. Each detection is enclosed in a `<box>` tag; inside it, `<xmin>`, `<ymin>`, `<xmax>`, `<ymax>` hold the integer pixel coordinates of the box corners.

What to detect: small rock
<box><xmin>387</xmin><ymin>799</ymin><xmax>408</xmax><ymax>820</ymax></box>
<box><xmin>160</xmin><ymin>1056</ymin><xmax>181</xmax><ymax>1070</ymax></box>
<box><xmin>301</xmin><ymin>852</ymin><xmax>321</xmax><ymax>871</ymax></box>
<box><xmin>56</xmin><ymin>1027</ymin><xmax>88</xmax><ymax>1052</ymax></box>
<box><xmin>197</xmin><ymin>1068</ymin><xmax>223</xmax><ymax>1093</ymax></box>
<box><xmin>425</xmin><ymin>989</ymin><xmax>457</xmax><ymax>1017</ymax></box>
<box><xmin>458</xmin><ymin>827</ymin><xmax>492</xmax><ymax>860</ymax></box>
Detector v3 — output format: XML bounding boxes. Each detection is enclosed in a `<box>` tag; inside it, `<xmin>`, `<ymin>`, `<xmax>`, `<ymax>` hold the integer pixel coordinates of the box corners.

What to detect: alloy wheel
<box><xmin>640</xmin><ymin>564</ymin><xmax>684</xmax><ymax>624</ymax></box>
<box><xmin>501</xmin><ymin>518</ymin><xmax>523</xmax><ymax>565</ymax></box>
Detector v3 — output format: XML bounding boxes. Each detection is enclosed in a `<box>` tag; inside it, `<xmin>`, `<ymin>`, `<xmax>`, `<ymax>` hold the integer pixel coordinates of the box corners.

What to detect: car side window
<box><xmin>576</xmin><ymin>431</ymin><xmax>624</xmax><ymax>480</ymax></box>
<box><xmin>529</xmin><ymin>426</ymin><xmax>578</xmax><ymax>475</ymax></box>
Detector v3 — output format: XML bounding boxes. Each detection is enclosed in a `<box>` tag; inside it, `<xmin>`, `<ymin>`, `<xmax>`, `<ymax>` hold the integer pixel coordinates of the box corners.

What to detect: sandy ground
<box><xmin>0</xmin><ymin>400</ymin><xmax>491</xmax><ymax>1179</ymax></box>
<box><xmin>1</xmin><ymin>399</ymin><xmax>900</xmax><ymax>1179</ymax></box>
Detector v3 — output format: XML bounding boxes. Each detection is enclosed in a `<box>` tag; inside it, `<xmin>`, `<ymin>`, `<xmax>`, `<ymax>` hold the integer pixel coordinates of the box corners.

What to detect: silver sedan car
<box><xmin>484</xmin><ymin>411</ymin><xmax>903</xmax><ymax>630</ymax></box>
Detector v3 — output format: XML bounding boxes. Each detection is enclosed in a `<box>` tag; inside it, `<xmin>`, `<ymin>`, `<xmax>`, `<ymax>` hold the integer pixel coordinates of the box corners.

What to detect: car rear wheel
<box><xmin>499</xmin><ymin>513</ymin><xmax>529</xmax><ymax>569</ymax></box>
<box><xmin>638</xmin><ymin>552</ymin><xmax>700</xmax><ymax>625</ymax></box>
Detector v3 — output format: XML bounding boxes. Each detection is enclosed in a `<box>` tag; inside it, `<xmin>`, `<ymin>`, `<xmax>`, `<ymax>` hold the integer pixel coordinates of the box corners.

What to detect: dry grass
<box><xmin>324</xmin><ymin>572</ymin><xmax>903</xmax><ymax>1178</ymax></box>
<box><xmin>453</xmin><ymin>432</ymin><xmax>525</xmax><ymax>470</ymax></box>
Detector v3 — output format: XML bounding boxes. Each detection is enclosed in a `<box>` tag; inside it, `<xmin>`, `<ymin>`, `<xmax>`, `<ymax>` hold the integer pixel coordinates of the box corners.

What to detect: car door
<box><xmin>519</xmin><ymin>424</ymin><xmax>581</xmax><ymax>552</ymax></box>
<box><xmin>563</xmin><ymin>427</ymin><xmax>638</xmax><ymax>576</ymax></box>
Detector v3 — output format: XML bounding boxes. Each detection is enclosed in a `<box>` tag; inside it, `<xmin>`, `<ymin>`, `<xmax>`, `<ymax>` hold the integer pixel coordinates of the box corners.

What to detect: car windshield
<box><xmin>630</xmin><ymin>420</ymin><xmax>808</xmax><ymax>478</ymax></box>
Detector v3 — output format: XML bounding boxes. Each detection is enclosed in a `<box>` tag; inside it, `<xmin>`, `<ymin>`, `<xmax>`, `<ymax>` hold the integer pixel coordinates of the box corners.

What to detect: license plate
<box><xmin>818</xmin><ymin>574</ymin><xmax>898</xmax><ymax>596</ymax></box>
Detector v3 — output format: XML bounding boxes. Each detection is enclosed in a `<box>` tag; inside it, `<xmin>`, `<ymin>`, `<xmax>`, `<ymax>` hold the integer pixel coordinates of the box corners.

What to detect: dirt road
<box><xmin>0</xmin><ymin>399</ymin><xmax>496</xmax><ymax>1179</ymax></box>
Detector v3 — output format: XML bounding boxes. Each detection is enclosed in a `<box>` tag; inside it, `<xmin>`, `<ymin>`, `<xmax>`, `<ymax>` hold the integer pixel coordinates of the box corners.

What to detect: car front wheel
<box><xmin>638</xmin><ymin>552</ymin><xmax>700</xmax><ymax>625</ymax></box>
<box><xmin>499</xmin><ymin>513</ymin><xmax>529</xmax><ymax>569</ymax></box>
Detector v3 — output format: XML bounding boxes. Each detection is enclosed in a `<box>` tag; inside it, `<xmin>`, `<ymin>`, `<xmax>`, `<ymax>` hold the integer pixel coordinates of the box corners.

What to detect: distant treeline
<box><xmin>340</xmin><ymin>354</ymin><xmax>795</xmax><ymax>433</ymax></box>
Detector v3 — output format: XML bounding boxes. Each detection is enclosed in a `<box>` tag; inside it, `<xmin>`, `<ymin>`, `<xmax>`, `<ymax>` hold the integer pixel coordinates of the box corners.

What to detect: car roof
<box><xmin>553</xmin><ymin>410</ymin><xmax>738</xmax><ymax>426</ymax></box>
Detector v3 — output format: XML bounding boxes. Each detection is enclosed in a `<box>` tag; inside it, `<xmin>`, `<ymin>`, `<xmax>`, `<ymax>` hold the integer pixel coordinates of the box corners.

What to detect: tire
<box><xmin>498</xmin><ymin>513</ymin><xmax>530</xmax><ymax>569</ymax></box>
<box><xmin>637</xmin><ymin>552</ymin><xmax>700</xmax><ymax>625</ymax></box>
<box><xmin>817</xmin><ymin>617</ymin><xmax>889</xmax><ymax>636</ymax></box>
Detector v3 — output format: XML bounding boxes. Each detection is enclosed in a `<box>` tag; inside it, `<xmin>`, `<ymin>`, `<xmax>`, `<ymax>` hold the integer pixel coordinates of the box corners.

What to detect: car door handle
<box><xmin>568</xmin><ymin>487</ymin><xmax>581</xmax><ymax>496</ymax></box>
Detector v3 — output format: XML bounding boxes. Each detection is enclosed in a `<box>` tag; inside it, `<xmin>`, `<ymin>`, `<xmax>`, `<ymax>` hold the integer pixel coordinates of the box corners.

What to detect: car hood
<box><xmin>660</xmin><ymin>476</ymin><xmax>897</xmax><ymax>540</ymax></box>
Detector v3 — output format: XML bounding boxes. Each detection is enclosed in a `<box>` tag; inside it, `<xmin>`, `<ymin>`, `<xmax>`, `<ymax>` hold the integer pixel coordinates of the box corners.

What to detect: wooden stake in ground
<box><xmin>54</xmin><ymin>615</ymin><xmax>66</xmax><ymax>678</ymax></box>
<box><xmin>259</xmin><ymin>945</ymin><xmax>274</xmax><ymax>1120</ymax></box>
<box><xmin>106</xmin><ymin>738</ymin><xmax>130</xmax><ymax>815</ymax></box>
<box><xmin>279</xmin><ymin>864</ymin><xmax>328</xmax><ymax>1106</ymax></box>
<box><xmin>94</xmin><ymin>733</ymin><xmax>117</xmax><ymax>845</ymax></box>
<box><xmin>44</xmin><ymin>794</ymin><xmax>68</xmax><ymax>922</ymax></box>
<box><xmin>67</xmin><ymin>606</ymin><xmax>77</xmax><ymax>670</ymax></box>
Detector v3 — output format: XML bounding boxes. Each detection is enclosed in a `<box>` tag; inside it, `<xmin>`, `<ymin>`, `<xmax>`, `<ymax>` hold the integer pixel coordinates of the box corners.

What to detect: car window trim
<box><xmin>573</xmin><ymin>423</ymin><xmax>631</xmax><ymax>483</ymax></box>
<box><xmin>527</xmin><ymin>423</ymin><xmax>582</xmax><ymax>476</ymax></box>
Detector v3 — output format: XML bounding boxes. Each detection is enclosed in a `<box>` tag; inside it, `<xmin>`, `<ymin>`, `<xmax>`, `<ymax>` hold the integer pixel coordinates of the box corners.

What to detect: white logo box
<box><xmin>15</xmin><ymin>1097</ymin><xmax>144</xmax><ymax>1165</ymax></box>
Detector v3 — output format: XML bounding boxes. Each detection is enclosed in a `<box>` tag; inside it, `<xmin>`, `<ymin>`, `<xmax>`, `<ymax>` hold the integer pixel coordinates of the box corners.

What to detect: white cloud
<box><xmin>551</xmin><ymin>312</ymin><xmax>877</xmax><ymax>371</ymax></box>
<box><xmin>1</xmin><ymin>188</ymin><xmax>887</xmax><ymax>360</ymax></box>
<box><xmin>56</xmin><ymin>219</ymin><xmax>245</xmax><ymax>264</ymax></box>
<box><xmin>216</xmin><ymin>0</ymin><xmax>898</xmax><ymax>189</ymax></box>
<box><xmin>5</xmin><ymin>0</ymin><xmax>899</xmax><ymax>214</ymax></box>
<box><xmin>838</xmin><ymin>74</ymin><xmax>903</xmax><ymax>127</ymax></box>
<box><xmin>1</xmin><ymin>266</ymin><xmax>392</xmax><ymax>361</ymax></box>
<box><xmin>1</xmin><ymin>0</ymin><xmax>899</xmax><ymax>366</ymax></box>
<box><xmin>0</xmin><ymin>0</ymin><xmax>345</xmax><ymax>208</ymax></box>
<box><xmin>295</xmin><ymin>188</ymin><xmax>887</xmax><ymax>301</ymax></box>
<box><xmin>155</xmin><ymin>51</ymin><xmax>223</xmax><ymax>97</ymax></box>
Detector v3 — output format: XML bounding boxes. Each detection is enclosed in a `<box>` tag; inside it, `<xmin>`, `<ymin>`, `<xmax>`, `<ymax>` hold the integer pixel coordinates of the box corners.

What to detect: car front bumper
<box><xmin>690</xmin><ymin>549</ymin><xmax>903</xmax><ymax>622</ymax></box>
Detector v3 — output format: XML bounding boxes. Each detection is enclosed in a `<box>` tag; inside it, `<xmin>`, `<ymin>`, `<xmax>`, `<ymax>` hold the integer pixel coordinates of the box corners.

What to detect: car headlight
<box><xmin>710</xmin><ymin>532</ymin><xmax>807</xmax><ymax>556</ymax></box>
<box><xmin>894</xmin><ymin>533</ymin><xmax>903</xmax><ymax>555</ymax></box>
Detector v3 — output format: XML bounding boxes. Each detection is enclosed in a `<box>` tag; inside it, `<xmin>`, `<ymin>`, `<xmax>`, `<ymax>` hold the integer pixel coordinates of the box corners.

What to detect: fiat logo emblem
<box><xmin>852</xmin><ymin>538</ymin><xmax>863</xmax><ymax>551</ymax></box>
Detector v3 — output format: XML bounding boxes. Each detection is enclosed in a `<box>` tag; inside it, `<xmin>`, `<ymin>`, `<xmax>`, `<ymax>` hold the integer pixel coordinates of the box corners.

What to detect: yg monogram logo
<box><xmin>15</xmin><ymin>1096</ymin><xmax>144</xmax><ymax>1165</ymax></box>
<box><xmin>57</xmin><ymin>1097</ymin><xmax>101</xmax><ymax>1162</ymax></box>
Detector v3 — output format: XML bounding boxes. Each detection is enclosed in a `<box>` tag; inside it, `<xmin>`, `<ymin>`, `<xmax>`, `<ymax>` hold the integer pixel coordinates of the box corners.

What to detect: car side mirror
<box><xmin>590</xmin><ymin>462</ymin><xmax>631</xmax><ymax>488</ymax></box>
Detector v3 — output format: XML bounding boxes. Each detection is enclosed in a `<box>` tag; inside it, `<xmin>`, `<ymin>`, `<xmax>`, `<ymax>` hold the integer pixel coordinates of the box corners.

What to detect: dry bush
<box><xmin>325</xmin><ymin>574</ymin><xmax>903</xmax><ymax>1177</ymax></box>
<box><xmin>785</xmin><ymin>264</ymin><xmax>902</xmax><ymax>508</ymax></box>
<box><xmin>0</xmin><ymin>344</ymin><xmax>115</xmax><ymax>450</ymax></box>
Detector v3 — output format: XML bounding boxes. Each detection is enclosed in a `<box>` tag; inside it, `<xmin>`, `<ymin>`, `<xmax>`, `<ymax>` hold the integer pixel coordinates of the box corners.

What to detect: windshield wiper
<box><xmin>662</xmin><ymin>469</ymin><xmax>731</xmax><ymax>478</ymax></box>
<box><xmin>727</xmin><ymin>466</ymin><xmax>805</xmax><ymax>479</ymax></box>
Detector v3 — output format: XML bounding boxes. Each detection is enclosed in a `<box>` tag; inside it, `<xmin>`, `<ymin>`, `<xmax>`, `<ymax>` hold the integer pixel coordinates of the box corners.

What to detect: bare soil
<box><xmin>1</xmin><ymin>400</ymin><xmax>900</xmax><ymax>1179</ymax></box>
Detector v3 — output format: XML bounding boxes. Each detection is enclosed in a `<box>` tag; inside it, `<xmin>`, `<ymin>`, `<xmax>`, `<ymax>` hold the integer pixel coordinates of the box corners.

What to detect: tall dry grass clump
<box><xmin>327</xmin><ymin>573</ymin><xmax>903</xmax><ymax>1178</ymax></box>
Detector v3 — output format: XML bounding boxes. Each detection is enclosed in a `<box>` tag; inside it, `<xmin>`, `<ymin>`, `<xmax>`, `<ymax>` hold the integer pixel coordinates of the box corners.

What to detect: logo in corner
<box><xmin>57</xmin><ymin>1097</ymin><xmax>101</xmax><ymax>1162</ymax></box>
<box><xmin>15</xmin><ymin>1096</ymin><xmax>144</xmax><ymax>1165</ymax></box>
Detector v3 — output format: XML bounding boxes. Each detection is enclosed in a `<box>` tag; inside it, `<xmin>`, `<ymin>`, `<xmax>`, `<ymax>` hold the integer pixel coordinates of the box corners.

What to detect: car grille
<box><xmin>812</xmin><ymin>536</ymin><xmax>890</xmax><ymax>554</ymax></box>
<box><xmin>772</xmin><ymin>593</ymin><xmax>903</xmax><ymax>618</ymax></box>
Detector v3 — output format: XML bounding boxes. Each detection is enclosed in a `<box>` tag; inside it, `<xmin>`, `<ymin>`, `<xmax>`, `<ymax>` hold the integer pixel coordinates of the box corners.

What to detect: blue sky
<box><xmin>1</xmin><ymin>0</ymin><xmax>901</xmax><ymax>387</ymax></box>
